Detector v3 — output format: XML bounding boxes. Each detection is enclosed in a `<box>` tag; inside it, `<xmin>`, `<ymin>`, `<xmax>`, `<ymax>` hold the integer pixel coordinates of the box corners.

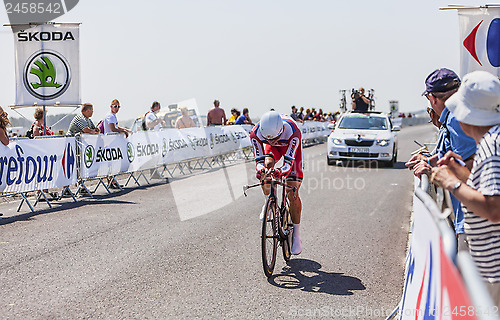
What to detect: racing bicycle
<box><xmin>244</xmin><ymin>172</ymin><xmax>297</xmax><ymax>278</ymax></box>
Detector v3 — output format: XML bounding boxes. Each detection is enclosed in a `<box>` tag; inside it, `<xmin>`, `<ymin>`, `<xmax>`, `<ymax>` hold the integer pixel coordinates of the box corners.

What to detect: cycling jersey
<box><xmin>250</xmin><ymin>115</ymin><xmax>303</xmax><ymax>181</ymax></box>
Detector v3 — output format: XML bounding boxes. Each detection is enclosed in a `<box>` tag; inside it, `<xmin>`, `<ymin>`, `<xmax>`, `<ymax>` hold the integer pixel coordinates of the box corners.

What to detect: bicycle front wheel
<box><xmin>262</xmin><ymin>198</ymin><xmax>277</xmax><ymax>278</ymax></box>
<box><xmin>281</xmin><ymin>206</ymin><xmax>293</xmax><ymax>262</ymax></box>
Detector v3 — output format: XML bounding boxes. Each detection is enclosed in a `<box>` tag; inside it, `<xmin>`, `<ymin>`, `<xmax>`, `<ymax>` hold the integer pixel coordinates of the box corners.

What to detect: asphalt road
<box><xmin>0</xmin><ymin>123</ymin><xmax>437</xmax><ymax>320</ymax></box>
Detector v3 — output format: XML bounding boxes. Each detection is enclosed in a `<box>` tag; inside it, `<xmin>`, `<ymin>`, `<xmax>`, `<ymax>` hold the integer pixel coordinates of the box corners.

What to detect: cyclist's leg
<box><xmin>285</xmin><ymin>178</ymin><xmax>302</xmax><ymax>224</ymax></box>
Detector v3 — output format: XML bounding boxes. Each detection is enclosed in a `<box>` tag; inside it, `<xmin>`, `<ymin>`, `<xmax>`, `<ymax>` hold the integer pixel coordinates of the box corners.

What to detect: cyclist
<box><xmin>250</xmin><ymin>111</ymin><xmax>303</xmax><ymax>255</ymax></box>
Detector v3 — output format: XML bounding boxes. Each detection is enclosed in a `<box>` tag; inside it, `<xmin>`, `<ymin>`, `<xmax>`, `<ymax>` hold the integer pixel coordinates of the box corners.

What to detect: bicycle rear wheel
<box><xmin>262</xmin><ymin>198</ymin><xmax>277</xmax><ymax>278</ymax></box>
<box><xmin>281</xmin><ymin>206</ymin><xmax>293</xmax><ymax>262</ymax></box>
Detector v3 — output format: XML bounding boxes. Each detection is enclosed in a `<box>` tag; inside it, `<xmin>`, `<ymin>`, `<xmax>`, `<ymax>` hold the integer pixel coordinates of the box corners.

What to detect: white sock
<box><xmin>293</xmin><ymin>223</ymin><xmax>300</xmax><ymax>238</ymax></box>
<box><xmin>291</xmin><ymin>223</ymin><xmax>302</xmax><ymax>255</ymax></box>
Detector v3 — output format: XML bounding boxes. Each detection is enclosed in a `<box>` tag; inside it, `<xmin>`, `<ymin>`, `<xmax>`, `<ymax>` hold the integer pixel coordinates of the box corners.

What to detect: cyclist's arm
<box><xmin>280</xmin><ymin>135</ymin><xmax>300</xmax><ymax>176</ymax></box>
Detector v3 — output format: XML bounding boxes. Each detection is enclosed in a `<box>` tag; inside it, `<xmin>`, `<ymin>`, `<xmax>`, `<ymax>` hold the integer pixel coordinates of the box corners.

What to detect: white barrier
<box><xmin>79</xmin><ymin>125</ymin><xmax>253</xmax><ymax>179</ymax></box>
<box><xmin>1</xmin><ymin>122</ymin><xmax>330</xmax><ymax>211</ymax></box>
<box><xmin>0</xmin><ymin>136</ymin><xmax>77</xmax><ymax>193</ymax></box>
<box><xmin>390</xmin><ymin>176</ymin><xmax>499</xmax><ymax>320</ymax></box>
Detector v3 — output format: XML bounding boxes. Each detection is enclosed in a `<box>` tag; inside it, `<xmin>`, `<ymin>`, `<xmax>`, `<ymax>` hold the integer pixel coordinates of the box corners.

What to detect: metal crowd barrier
<box><xmin>386</xmin><ymin>174</ymin><xmax>498</xmax><ymax>320</ymax></box>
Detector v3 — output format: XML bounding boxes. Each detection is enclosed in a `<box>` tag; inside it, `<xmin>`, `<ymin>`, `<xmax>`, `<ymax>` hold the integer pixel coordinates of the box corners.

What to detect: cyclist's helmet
<box><xmin>259</xmin><ymin>111</ymin><xmax>284</xmax><ymax>140</ymax></box>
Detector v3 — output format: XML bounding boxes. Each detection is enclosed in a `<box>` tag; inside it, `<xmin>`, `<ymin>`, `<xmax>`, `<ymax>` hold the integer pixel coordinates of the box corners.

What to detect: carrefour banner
<box><xmin>12</xmin><ymin>23</ymin><xmax>80</xmax><ymax>105</ymax></box>
<box><xmin>398</xmin><ymin>186</ymin><xmax>476</xmax><ymax>319</ymax></box>
<box><xmin>0</xmin><ymin>137</ymin><xmax>77</xmax><ymax>193</ymax></box>
<box><xmin>458</xmin><ymin>6</ymin><xmax>500</xmax><ymax>77</ymax></box>
<box><xmin>80</xmin><ymin>134</ymin><xmax>129</xmax><ymax>179</ymax></box>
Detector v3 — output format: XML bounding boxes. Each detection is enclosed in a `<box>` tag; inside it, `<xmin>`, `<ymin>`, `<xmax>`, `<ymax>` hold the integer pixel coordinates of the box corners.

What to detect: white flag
<box><xmin>12</xmin><ymin>23</ymin><xmax>80</xmax><ymax>106</ymax></box>
<box><xmin>458</xmin><ymin>7</ymin><xmax>500</xmax><ymax>77</ymax></box>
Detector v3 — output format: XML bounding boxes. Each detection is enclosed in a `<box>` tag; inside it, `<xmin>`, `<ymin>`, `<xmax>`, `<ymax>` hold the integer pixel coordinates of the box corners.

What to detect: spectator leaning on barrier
<box><xmin>405</xmin><ymin>68</ymin><xmax>477</xmax><ymax>247</ymax></box>
<box><xmin>32</xmin><ymin>107</ymin><xmax>54</xmax><ymax>137</ymax></box>
<box><xmin>227</xmin><ymin>108</ymin><xmax>240</xmax><ymax>125</ymax></box>
<box><xmin>175</xmin><ymin>106</ymin><xmax>196</xmax><ymax>129</ymax></box>
<box><xmin>290</xmin><ymin>106</ymin><xmax>304</xmax><ymax>124</ymax></box>
<box><xmin>430</xmin><ymin>71</ymin><xmax>500</xmax><ymax>305</ymax></box>
<box><xmin>104</xmin><ymin>99</ymin><xmax>131</xmax><ymax>138</ymax></box>
<box><xmin>68</xmin><ymin>103</ymin><xmax>100</xmax><ymax>135</ymax></box>
<box><xmin>235</xmin><ymin>108</ymin><xmax>254</xmax><ymax>125</ymax></box>
<box><xmin>0</xmin><ymin>106</ymin><xmax>10</xmax><ymax>146</ymax></box>
<box><xmin>145</xmin><ymin>101</ymin><xmax>167</xmax><ymax>131</ymax></box>
<box><xmin>207</xmin><ymin>99</ymin><xmax>227</xmax><ymax>126</ymax></box>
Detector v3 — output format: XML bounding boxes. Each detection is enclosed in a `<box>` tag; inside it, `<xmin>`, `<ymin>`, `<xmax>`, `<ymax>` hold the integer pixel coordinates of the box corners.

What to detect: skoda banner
<box><xmin>12</xmin><ymin>23</ymin><xmax>80</xmax><ymax>105</ymax></box>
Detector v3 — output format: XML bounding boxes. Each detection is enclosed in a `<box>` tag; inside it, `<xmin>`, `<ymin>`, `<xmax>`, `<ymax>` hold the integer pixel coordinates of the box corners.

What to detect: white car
<box><xmin>327</xmin><ymin>112</ymin><xmax>399</xmax><ymax>167</ymax></box>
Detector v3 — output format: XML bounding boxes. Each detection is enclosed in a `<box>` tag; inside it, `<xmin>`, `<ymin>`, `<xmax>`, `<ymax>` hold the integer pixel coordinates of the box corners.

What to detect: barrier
<box><xmin>387</xmin><ymin>175</ymin><xmax>499</xmax><ymax>320</ymax></box>
<box><xmin>1</xmin><ymin>122</ymin><xmax>330</xmax><ymax>212</ymax></box>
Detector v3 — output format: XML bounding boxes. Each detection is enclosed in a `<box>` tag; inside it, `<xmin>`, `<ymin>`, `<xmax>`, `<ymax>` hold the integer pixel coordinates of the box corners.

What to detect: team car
<box><xmin>327</xmin><ymin>111</ymin><xmax>399</xmax><ymax>167</ymax></box>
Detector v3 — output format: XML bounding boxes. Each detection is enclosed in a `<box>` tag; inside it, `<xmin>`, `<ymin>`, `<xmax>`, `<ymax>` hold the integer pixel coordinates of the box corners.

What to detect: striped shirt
<box><xmin>464</xmin><ymin>125</ymin><xmax>500</xmax><ymax>283</ymax></box>
<box><xmin>68</xmin><ymin>113</ymin><xmax>95</xmax><ymax>136</ymax></box>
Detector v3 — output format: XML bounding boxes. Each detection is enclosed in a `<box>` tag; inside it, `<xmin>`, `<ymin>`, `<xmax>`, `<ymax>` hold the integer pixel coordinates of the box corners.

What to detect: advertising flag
<box><xmin>12</xmin><ymin>23</ymin><xmax>80</xmax><ymax>106</ymax></box>
<box><xmin>458</xmin><ymin>6</ymin><xmax>500</xmax><ymax>77</ymax></box>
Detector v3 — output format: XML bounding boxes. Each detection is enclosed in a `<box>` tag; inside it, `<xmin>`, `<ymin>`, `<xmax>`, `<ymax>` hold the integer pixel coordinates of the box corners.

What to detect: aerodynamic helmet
<box><xmin>259</xmin><ymin>111</ymin><xmax>283</xmax><ymax>140</ymax></box>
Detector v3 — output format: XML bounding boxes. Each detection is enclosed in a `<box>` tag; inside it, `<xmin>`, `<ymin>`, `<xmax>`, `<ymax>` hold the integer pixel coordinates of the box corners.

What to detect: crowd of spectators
<box><xmin>406</xmin><ymin>68</ymin><xmax>500</xmax><ymax>306</ymax></box>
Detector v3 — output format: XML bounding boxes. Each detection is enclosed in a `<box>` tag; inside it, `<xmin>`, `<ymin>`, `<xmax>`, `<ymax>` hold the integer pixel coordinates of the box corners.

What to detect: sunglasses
<box><xmin>112</xmin><ymin>105</ymin><xmax>121</xmax><ymax>109</ymax></box>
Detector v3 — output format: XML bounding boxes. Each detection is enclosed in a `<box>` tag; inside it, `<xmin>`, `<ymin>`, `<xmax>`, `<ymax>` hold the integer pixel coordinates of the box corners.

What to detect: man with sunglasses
<box><xmin>250</xmin><ymin>111</ymin><xmax>304</xmax><ymax>255</ymax></box>
<box><xmin>103</xmin><ymin>99</ymin><xmax>131</xmax><ymax>137</ymax></box>
<box><xmin>405</xmin><ymin>68</ymin><xmax>476</xmax><ymax>250</ymax></box>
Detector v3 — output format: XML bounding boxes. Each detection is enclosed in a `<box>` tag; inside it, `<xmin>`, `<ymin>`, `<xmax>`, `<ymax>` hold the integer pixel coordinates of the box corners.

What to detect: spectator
<box><xmin>406</xmin><ymin>68</ymin><xmax>477</xmax><ymax>248</ymax></box>
<box><xmin>103</xmin><ymin>99</ymin><xmax>131</xmax><ymax>137</ymax></box>
<box><xmin>298</xmin><ymin>107</ymin><xmax>305</xmax><ymax>121</ymax></box>
<box><xmin>430</xmin><ymin>71</ymin><xmax>500</xmax><ymax>305</ymax></box>
<box><xmin>314</xmin><ymin>108</ymin><xmax>324</xmax><ymax>121</ymax></box>
<box><xmin>235</xmin><ymin>108</ymin><xmax>254</xmax><ymax>125</ymax></box>
<box><xmin>352</xmin><ymin>88</ymin><xmax>371</xmax><ymax>112</ymax></box>
<box><xmin>290</xmin><ymin>106</ymin><xmax>303</xmax><ymax>124</ymax></box>
<box><xmin>0</xmin><ymin>106</ymin><xmax>10</xmax><ymax>146</ymax></box>
<box><xmin>175</xmin><ymin>106</ymin><xmax>196</xmax><ymax>129</ymax></box>
<box><xmin>304</xmin><ymin>108</ymin><xmax>312</xmax><ymax>121</ymax></box>
<box><xmin>145</xmin><ymin>101</ymin><xmax>166</xmax><ymax>131</ymax></box>
<box><xmin>227</xmin><ymin>108</ymin><xmax>240</xmax><ymax>125</ymax></box>
<box><xmin>325</xmin><ymin>112</ymin><xmax>334</xmax><ymax>122</ymax></box>
<box><xmin>32</xmin><ymin>107</ymin><xmax>54</xmax><ymax>137</ymax></box>
<box><xmin>67</xmin><ymin>103</ymin><xmax>100</xmax><ymax>135</ymax></box>
<box><xmin>0</xmin><ymin>106</ymin><xmax>9</xmax><ymax>146</ymax></box>
<box><xmin>206</xmin><ymin>99</ymin><xmax>227</xmax><ymax>126</ymax></box>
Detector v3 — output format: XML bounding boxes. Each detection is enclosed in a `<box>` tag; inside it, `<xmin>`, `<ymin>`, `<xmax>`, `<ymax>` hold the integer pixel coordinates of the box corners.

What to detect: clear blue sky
<box><xmin>0</xmin><ymin>1</ymin><xmax>492</xmax><ymax>122</ymax></box>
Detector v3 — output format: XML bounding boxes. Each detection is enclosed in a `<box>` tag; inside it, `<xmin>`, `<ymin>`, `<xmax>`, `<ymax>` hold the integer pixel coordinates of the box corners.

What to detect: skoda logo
<box><xmin>162</xmin><ymin>138</ymin><xmax>168</xmax><ymax>157</ymax></box>
<box><xmin>356</xmin><ymin>134</ymin><xmax>362</xmax><ymax>143</ymax></box>
<box><xmin>23</xmin><ymin>50</ymin><xmax>71</xmax><ymax>100</ymax></box>
<box><xmin>127</xmin><ymin>142</ymin><xmax>135</xmax><ymax>162</ymax></box>
<box><xmin>84</xmin><ymin>145</ymin><xmax>95</xmax><ymax>168</ymax></box>
<box><xmin>209</xmin><ymin>133</ymin><xmax>215</xmax><ymax>149</ymax></box>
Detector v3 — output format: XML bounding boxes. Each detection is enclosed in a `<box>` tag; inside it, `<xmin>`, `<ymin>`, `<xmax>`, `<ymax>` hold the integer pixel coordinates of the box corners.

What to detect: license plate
<box><xmin>348</xmin><ymin>147</ymin><xmax>369</xmax><ymax>153</ymax></box>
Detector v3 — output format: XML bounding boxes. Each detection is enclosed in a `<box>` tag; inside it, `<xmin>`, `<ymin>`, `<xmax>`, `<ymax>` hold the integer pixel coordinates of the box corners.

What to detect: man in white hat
<box><xmin>431</xmin><ymin>70</ymin><xmax>500</xmax><ymax>305</ymax></box>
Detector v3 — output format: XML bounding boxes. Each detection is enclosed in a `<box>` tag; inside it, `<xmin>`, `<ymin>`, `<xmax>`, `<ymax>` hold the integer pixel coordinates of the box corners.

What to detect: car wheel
<box><xmin>327</xmin><ymin>157</ymin><xmax>335</xmax><ymax>166</ymax></box>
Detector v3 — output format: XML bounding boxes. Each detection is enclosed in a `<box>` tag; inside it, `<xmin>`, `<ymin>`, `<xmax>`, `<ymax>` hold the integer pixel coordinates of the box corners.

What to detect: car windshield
<box><xmin>338</xmin><ymin>116</ymin><xmax>388</xmax><ymax>130</ymax></box>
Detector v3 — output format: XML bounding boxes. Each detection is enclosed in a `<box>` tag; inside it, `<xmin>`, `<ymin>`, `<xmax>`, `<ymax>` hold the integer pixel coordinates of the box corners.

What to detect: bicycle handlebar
<box><xmin>243</xmin><ymin>178</ymin><xmax>298</xmax><ymax>197</ymax></box>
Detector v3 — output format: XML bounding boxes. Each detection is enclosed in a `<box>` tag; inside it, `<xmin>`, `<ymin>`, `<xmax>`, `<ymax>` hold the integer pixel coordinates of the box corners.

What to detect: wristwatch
<box><xmin>450</xmin><ymin>181</ymin><xmax>462</xmax><ymax>193</ymax></box>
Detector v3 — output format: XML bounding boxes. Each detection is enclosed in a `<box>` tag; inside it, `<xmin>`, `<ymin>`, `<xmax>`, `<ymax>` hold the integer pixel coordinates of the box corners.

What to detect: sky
<box><xmin>0</xmin><ymin>1</ymin><xmax>493</xmax><ymax>123</ymax></box>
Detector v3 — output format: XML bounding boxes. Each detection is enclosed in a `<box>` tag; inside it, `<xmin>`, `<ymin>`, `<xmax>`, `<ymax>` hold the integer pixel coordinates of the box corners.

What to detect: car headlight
<box><xmin>376</xmin><ymin>139</ymin><xmax>391</xmax><ymax>146</ymax></box>
<box><xmin>332</xmin><ymin>138</ymin><xmax>343</xmax><ymax>145</ymax></box>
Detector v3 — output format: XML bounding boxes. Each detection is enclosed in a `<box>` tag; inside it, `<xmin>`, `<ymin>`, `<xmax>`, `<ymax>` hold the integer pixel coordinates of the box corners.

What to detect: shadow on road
<box><xmin>0</xmin><ymin>187</ymin><xmax>139</xmax><ymax>226</ymax></box>
<box><xmin>268</xmin><ymin>258</ymin><xmax>366</xmax><ymax>295</ymax></box>
<box><xmin>334</xmin><ymin>160</ymin><xmax>407</xmax><ymax>170</ymax></box>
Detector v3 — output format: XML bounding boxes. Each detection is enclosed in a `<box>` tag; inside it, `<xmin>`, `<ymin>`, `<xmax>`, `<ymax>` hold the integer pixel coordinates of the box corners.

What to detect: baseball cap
<box><xmin>423</xmin><ymin>68</ymin><xmax>461</xmax><ymax>95</ymax></box>
<box><xmin>445</xmin><ymin>71</ymin><xmax>500</xmax><ymax>126</ymax></box>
